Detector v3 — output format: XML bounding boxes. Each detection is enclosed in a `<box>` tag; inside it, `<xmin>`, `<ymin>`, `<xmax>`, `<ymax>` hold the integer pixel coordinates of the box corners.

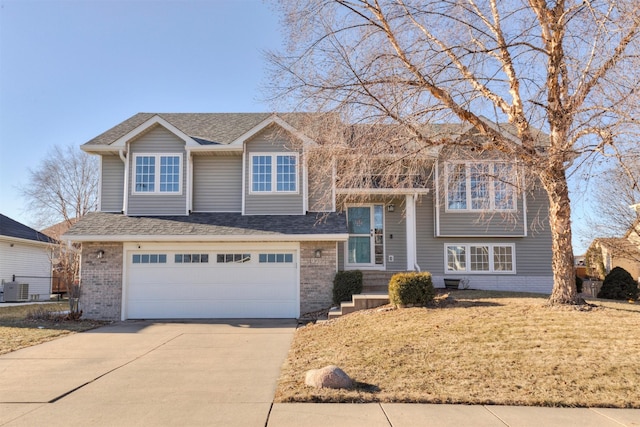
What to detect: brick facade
<box><xmin>299</xmin><ymin>241</ymin><xmax>337</xmax><ymax>315</ymax></box>
<box><xmin>80</xmin><ymin>240</ymin><xmax>337</xmax><ymax>320</ymax></box>
<box><xmin>80</xmin><ymin>242</ymin><xmax>123</xmax><ymax>320</ymax></box>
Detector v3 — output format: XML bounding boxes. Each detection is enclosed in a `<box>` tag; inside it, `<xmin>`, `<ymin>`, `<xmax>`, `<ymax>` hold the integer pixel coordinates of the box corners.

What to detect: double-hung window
<box><xmin>251</xmin><ymin>153</ymin><xmax>298</xmax><ymax>193</ymax></box>
<box><xmin>134</xmin><ymin>154</ymin><xmax>182</xmax><ymax>194</ymax></box>
<box><xmin>446</xmin><ymin>161</ymin><xmax>516</xmax><ymax>211</ymax></box>
<box><xmin>445</xmin><ymin>243</ymin><xmax>515</xmax><ymax>273</ymax></box>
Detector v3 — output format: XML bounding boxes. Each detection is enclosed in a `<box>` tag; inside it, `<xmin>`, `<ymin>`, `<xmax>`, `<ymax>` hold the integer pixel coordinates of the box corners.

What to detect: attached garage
<box><xmin>123</xmin><ymin>243</ymin><xmax>299</xmax><ymax>319</ymax></box>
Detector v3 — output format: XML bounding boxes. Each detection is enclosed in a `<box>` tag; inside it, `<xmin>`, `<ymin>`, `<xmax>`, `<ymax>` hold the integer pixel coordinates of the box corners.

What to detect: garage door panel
<box><xmin>129</xmin><ymin>282</ymin><xmax>297</xmax><ymax>301</ymax></box>
<box><xmin>126</xmin><ymin>248</ymin><xmax>298</xmax><ymax>319</ymax></box>
<box><xmin>128</xmin><ymin>300</ymin><xmax>297</xmax><ymax>319</ymax></box>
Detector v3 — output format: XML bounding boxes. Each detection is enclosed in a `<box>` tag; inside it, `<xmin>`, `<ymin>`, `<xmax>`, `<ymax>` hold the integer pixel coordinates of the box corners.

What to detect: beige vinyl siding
<box><xmin>416</xmin><ymin>195</ymin><xmax>439</xmax><ymax>273</ymax></box>
<box><xmin>101</xmin><ymin>155</ymin><xmax>124</xmax><ymax>212</ymax></box>
<box><xmin>244</xmin><ymin>126</ymin><xmax>304</xmax><ymax>215</ymax></box>
<box><xmin>307</xmin><ymin>153</ymin><xmax>334</xmax><ymax>212</ymax></box>
<box><xmin>418</xmin><ymin>187</ymin><xmax>552</xmax><ymax>276</ymax></box>
<box><xmin>384</xmin><ymin>197</ymin><xmax>407</xmax><ymax>271</ymax></box>
<box><xmin>436</xmin><ymin>162</ymin><xmax>526</xmax><ymax>236</ymax></box>
<box><xmin>127</xmin><ymin>125</ymin><xmax>187</xmax><ymax>216</ymax></box>
<box><xmin>192</xmin><ymin>156</ymin><xmax>242</xmax><ymax>212</ymax></box>
<box><xmin>513</xmin><ymin>186</ymin><xmax>552</xmax><ymax>275</ymax></box>
<box><xmin>437</xmin><ymin>201</ymin><xmax>525</xmax><ymax>236</ymax></box>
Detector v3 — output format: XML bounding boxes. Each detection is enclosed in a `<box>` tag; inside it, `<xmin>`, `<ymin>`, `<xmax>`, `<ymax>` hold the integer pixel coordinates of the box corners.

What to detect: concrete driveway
<box><xmin>0</xmin><ymin>319</ymin><xmax>296</xmax><ymax>427</ymax></box>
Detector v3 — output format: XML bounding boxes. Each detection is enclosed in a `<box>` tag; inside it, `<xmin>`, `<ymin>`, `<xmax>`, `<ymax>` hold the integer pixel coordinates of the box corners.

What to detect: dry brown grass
<box><xmin>0</xmin><ymin>302</ymin><xmax>107</xmax><ymax>355</ymax></box>
<box><xmin>276</xmin><ymin>291</ymin><xmax>640</xmax><ymax>408</ymax></box>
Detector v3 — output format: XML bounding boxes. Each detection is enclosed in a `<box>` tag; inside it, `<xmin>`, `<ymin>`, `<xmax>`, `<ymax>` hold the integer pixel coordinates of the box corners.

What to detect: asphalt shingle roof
<box><xmin>84</xmin><ymin>112</ymin><xmax>549</xmax><ymax>150</ymax></box>
<box><xmin>83</xmin><ymin>113</ymin><xmax>323</xmax><ymax>147</ymax></box>
<box><xmin>64</xmin><ymin>212</ymin><xmax>347</xmax><ymax>240</ymax></box>
<box><xmin>0</xmin><ymin>214</ymin><xmax>56</xmax><ymax>244</ymax></box>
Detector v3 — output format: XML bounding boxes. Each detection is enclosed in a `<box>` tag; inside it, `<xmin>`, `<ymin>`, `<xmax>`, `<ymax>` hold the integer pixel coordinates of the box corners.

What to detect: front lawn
<box><xmin>276</xmin><ymin>291</ymin><xmax>640</xmax><ymax>408</ymax></box>
<box><xmin>0</xmin><ymin>302</ymin><xmax>107</xmax><ymax>355</ymax></box>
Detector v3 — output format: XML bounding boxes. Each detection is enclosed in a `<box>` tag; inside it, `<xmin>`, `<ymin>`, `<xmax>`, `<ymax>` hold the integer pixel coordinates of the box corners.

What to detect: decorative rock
<box><xmin>304</xmin><ymin>365</ymin><xmax>353</xmax><ymax>389</ymax></box>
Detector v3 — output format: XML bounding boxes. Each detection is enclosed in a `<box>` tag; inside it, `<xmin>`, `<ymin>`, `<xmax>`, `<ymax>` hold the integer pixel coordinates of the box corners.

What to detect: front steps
<box><xmin>328</xmin><ymin>293</ymin><xmax>390</xmax><ymax>319</ymax></box>
<box><xmin>327</xmin><ymin>271</ymin><xmax>402</xmax><ymax>319</ymax></box>
<box><xmin>361</xmin><ymin>271</ymin><xmax>395</xmax><ymax>293</ymax></box>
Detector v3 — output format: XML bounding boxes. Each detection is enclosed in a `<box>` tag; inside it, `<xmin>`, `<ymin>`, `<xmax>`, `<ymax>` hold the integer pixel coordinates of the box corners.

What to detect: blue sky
<box><xmin>0</xmin><ymin>0</ymin><xmax>592</xmax><ymax>253</ymax></box>
<box><xmin>0</xmin><ymin>0</ymin><xmax>282</xmax><ymax>224</ymax></box>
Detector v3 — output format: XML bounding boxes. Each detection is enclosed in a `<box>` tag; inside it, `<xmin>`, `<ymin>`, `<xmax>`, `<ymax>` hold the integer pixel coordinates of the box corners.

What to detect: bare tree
<box><xmin>267</xmin><ymin>0</ymin><xmax>640</xmax><ymax>305</ymax></box>
<box><xmin>22</xmin><ymin>145</ymin><xmax>98</xmax><ymax>314</ymax></box>
<box><xmin>21</xmin><ymin>144</ymin><xmax>99</xmax><ymax>229</ymax></box>
<box><xmin>578</xmin><ymin>155</ymin><xmax>639</xmax><ymax>242</ymax></box>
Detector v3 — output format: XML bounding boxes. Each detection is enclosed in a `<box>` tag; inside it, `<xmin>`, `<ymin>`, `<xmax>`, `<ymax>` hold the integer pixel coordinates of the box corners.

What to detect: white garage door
<box><xmin>125</xmin><ymin>245</ymin><xmax>298</xmax><ymax>319</ymax></box>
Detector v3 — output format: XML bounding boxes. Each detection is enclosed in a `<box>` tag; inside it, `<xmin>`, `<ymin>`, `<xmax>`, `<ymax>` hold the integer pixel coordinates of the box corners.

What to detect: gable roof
<box><xmin>593</xmin><ymin>236</ymin><xmax>640</xmax><ymax>260</ymax></box>
<box><xmin>82</xmin><ymin>113</ymin><xmax>324</xmax><ymax>149</ymax></box>
<box><xmin>82</xmin><ymin>112</ymin><xmax>549</xmax><ymax>156</ymax></box>
<box><xmin>40</xmin><ymin>218</ymin><xmax>80</xmax><ymax>240</ymax></box>
<box><xmin>0</xmin><ymin>214</ymin><xmax>56</xmax><ymax>244</ymax></box>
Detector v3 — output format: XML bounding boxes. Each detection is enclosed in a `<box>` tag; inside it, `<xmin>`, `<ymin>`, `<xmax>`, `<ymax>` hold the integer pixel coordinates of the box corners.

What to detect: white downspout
<box><xmin>241</xmin><ymin>146</ymin><xmax>246</xmax><ymax>215</ymax></box>
<box><xmin>186</xmin><ymin>151</ymin><xmax>193</xmax><ymax>214</ymax></box>
<box><xmin>120</xmin><ymin>147</ymin><xmax>129</xmax><ymax>215</ymax></box>
<box><xmin>406</xmin><ymin>193</ymin><xmax>418</xmax><ymax>271</ymax></box>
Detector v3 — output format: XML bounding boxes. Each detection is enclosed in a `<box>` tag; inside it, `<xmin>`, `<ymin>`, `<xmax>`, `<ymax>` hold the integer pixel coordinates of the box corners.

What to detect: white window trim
<box><xmin>444</xmin><ymin>161</ymin><xmax>517</xmax><ymax>213</ymax></box>
<box><xmin>132</xmin><ymin>153</ymin><xmax>183</xmax><ymax>195</ymax></box>
<box><xmin>444</xmin><ymin>243</ymin><xmax>516</xmax><ymax>274</ymax></box>
<box><xmin>249</xmin><ymin>152</ymin><xmax>299</xmax><ymax>194</ymax></box>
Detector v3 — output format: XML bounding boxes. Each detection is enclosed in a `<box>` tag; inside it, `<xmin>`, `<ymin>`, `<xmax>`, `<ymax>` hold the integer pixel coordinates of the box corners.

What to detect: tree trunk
<box><xmin>543</xmin><ymin>167</ymin><xmax>582</xmax><ymax>305</ymax></box>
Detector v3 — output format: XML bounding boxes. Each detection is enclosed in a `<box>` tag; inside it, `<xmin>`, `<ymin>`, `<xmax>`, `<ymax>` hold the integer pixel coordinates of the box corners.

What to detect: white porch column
<box><xmin>406</xmin><ymin>194</ymin><xmax>417</xmax><ymax>271</ymax></box>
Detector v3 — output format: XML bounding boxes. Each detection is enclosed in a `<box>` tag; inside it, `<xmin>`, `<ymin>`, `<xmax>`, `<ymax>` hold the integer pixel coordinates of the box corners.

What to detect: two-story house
<box><xmin>65</xmin><ymin>113</ymin><xmax>553</xmax><ymax>320</ymax></box>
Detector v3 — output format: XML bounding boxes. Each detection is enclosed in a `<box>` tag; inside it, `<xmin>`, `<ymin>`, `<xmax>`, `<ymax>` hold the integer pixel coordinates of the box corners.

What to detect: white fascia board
<box><xmin>336</xmin><ymin>188</ymin><xmax>430</xmax><ymax>195</ymax></box>
<box><xmin>109</xmin><ymin>115</ymin><xmax>198</xmax><ymax>149</ymax></box>
<box><xmin>436</xmin><ymin>234</ymin><xmax>526</xmax><ymax>238</ymax></box>
<box><xmin>64</xmin><ymin>233</ymin><xmax>349</xmax><ymax>243</ymax></box>
<box><xmin>1</xmin><ymin>235</ymin><xmax>55</xmax><ymax>247</ymax></box>
<box><xmin>81</xmin><ymin>145</ymin><xmax>121</xmax><ymax>153</ymax></box>
<box><xmin>229</xmin><ymin>115</ymin><xmax>317</xmax><ymax>147</ymax></box>
<box><xmin>186</xmin><ymin>145</ymin><xmax>243</xmax><ymax>153</ymax></box>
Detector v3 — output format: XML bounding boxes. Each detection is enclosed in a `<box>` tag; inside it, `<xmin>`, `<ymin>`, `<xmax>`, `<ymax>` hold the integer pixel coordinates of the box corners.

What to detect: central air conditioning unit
<box><xmin>3</xmin><ymin>282</ymin><xmax>29</xmax><ymax>302</ymax></box>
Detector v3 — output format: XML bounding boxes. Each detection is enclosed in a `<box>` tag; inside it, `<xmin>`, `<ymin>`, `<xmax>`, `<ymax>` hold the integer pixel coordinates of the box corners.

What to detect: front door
<box><xmin>346</xmin><ymin>205</ymin><xmax>384</xmax><ymax>268</ymax></box>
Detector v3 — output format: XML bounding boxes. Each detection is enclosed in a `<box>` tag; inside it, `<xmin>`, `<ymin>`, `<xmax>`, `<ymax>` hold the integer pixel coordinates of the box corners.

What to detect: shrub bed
<box><xmin>388</xmin><ymin>272</ymin><xmax>435</xmax><ymax>307</ymax></box>
<box><xmin>597</xmin><ymin>266</ymin><xmax>639</xmax><ymax>300</ymax></box>
<box><xmin>332</xmin><ymin>270</ymin><xmax>363</xmax><ymax>305</ymax></box>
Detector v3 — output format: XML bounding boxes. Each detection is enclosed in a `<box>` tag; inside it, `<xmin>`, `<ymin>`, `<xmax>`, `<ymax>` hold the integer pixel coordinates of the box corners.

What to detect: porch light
<box><xmin>314</xmin><ymin>249</ymin><xmax>322</xmax><ymax>258</ymax></box>
<box><xmin>97</xmin><ymin>249</ymin><xmax>105</xmax><ymax>259</ymax></box>
<box><xmin>387</xmin><ymin>204</ymin><xmax>395</xmax><ymax>212</ymax></box>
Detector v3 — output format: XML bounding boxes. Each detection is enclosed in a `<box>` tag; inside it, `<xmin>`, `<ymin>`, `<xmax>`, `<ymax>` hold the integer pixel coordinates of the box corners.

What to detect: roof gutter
<box><xmin>63</xmin><ymin>233</ymin><xmax>349</xmax><ymax>243</ymax></box>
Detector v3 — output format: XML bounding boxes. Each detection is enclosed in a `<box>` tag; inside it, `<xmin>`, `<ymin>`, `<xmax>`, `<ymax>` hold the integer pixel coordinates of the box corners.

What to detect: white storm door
<box><xmin>346</xmin><ymin>205</ymin><xmax>384</xmax><ymax>268</ymax></box>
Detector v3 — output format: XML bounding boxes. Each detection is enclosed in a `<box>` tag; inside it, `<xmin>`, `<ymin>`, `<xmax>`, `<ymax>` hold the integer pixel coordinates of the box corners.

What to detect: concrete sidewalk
<box><xmin>268</xmin><ymin>403</ymin><xmax>640</xmax><ymax>426</ymax></box>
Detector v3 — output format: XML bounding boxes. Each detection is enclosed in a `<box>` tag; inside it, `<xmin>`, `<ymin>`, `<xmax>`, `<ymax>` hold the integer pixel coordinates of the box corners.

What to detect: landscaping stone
<box><xmin>305</xmin><ymin>365</ymin><xmax>353</xmax><ymax>389</ymax></box>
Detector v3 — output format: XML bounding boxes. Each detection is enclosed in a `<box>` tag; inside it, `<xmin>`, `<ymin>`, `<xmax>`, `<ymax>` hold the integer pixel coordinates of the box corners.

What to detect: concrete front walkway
<box><xmin>0</xmin><ymin>319</ymin><xmax>296</xmax><ymax>426</ymax></box>
<box><xmin>1</xmin><ymin>320</ymin><xmax>638</xmax><ymax>426</ymax></box>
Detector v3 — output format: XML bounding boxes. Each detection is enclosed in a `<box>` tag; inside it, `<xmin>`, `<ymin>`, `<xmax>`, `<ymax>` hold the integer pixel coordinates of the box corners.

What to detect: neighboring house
<box><xmin>65</xmin><ymin>113</ymin><xmax>553</xmax><ymax>321</ymax></box>
<box><xmin>587</xmin><ymin>218</ymin><xmax>640</xmax><ymax>282</ymax></box>
<box><xmin>0</xmin><ymin>214</ymin><xmax>55</xmax><ymax>301</ymax></box>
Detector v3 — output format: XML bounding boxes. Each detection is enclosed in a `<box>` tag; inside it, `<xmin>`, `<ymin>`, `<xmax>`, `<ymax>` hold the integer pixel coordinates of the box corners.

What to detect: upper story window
<box><xmin>134</xmin><ymin>154</ymin><xmax>182</xmax><ymax>194</ymax></box>
<box><xmin>445</xmin><ymin>161</ymin><xmax>516</xmax><ymax>211</ymax></box>
<box><xmin>250</xmin><ymin>153</ymin><xmax>298</xmax><ymax>193</ymax></box>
